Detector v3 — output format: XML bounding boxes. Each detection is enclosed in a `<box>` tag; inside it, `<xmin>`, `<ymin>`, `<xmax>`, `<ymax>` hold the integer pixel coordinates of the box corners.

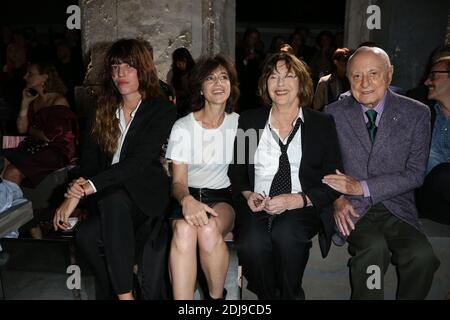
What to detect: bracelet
<box><xmin>298</xmin><ymin>192</ymin><xmax>308</xmax><ymax>208</ymax></box>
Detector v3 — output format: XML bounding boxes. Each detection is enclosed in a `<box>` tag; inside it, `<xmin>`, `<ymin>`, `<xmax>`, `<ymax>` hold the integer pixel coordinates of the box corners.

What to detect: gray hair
<box><xmin>347</xmin><ymin>46</ymin><xmax>392</xmax><ymax>73</ymax></box>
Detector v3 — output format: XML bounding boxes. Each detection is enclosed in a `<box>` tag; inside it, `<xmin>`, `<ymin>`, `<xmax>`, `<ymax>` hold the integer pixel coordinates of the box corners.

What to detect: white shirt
<box><xmin>166</xmin><ymin>112</ymin><xmax>239</xmax><ymax>189</ymax></box>
<box><xmin>254</xmin><ymin>108</ymin><xmax>303</xmax><ymax>195</ymax></box>
<box><xmin>88</xmin><ymin>100</ymin><xmax>142</xmax><ymax>193</ymax></box>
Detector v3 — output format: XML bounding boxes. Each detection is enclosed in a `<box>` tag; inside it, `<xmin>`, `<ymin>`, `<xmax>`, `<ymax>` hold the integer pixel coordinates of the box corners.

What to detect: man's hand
<box><xmin>322</xmin><ymin>169</ymin><xmax>363</xmax><ymax>196</ymax></box>
<box><xmin>333</xmin><ymin>196</ymin><xmax>359</xmax><ymax>236</ymax></box>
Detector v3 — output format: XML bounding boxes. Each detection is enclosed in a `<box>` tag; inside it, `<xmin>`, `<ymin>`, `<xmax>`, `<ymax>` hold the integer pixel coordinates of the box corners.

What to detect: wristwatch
<box><xmin>298</xmin><ymin>191</ymin><xmax>308</xmax><ymax>208</ymax></box>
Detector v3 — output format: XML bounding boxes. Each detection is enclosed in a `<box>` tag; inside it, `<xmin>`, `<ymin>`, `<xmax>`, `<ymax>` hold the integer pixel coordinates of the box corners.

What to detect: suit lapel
<box><xmin>119</xmin><ymin>100</ymin><xmax>151</xmax><ymax>160</ymax></box>
<box><xmin>301</xmin><ymin>107</ymin><xmax>309</xmax><ymax>155</ymax></box>
<box><xmin>344</xmin><ymin>98</ymin><xmax>372</xmax><ymax>153</ymax></box>
<box><xmin>254</xmin><ymin>106</ymin><xmax>271</xmax><ymax>145</ymax></box>
<box><xmin>372</xmin><ymin>91</ymin><xmax>399</xmax><ymax>154</ymax></box>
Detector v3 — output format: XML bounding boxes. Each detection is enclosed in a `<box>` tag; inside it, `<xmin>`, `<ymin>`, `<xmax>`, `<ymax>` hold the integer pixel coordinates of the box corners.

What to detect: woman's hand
<box><xmin>264</xmin><ymin>194</ymin><xmax>303</xmax><ymax>215</ymax></box>
<box><xmin>243</xmin><ymin>191</ymin><xmax>269</xmax><ymax>213</ymax></box>
<box><xmin>53</xmin><ymin>197</ymin><xmax>79</xmax><ymax>231</ymax></box>
<box><xmin>181</xmin><ymin>195</ymin><xmax>218</xmax><ymax>227</ymax></box>
<box><xmin>21</xmin><ymin>88</ymin><xmax>38</xmax><ymax>105</ymax></box>
<box><xmin>65</xmin><ymin>178</ymin><xmax>88</xmax><ymax>199</ymax></box>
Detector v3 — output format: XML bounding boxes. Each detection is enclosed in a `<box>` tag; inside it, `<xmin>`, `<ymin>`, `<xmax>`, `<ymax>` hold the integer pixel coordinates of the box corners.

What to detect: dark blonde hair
<box><xmin>32</xmin><ymin>62</ymin><xmax>67</xmax><ymax>95</ymax></box>
<box><xmin>258</xmin><ymin>52</ymin><xmax>313</xmax><ymax>108</ymax></box>
<box><xmin>189</xmin><ymin>54</ymin><xmax>239</xmax><ymax>114</ymax></box>
<box><xmin>92</xmin><ymin>38</ymin><xmax>163</xmax><ymax>154</ymax></box>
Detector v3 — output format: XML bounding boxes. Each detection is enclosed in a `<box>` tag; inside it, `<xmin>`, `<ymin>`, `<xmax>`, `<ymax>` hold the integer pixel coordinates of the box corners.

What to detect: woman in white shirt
<box><xmin>165</xmin><ymin>54</ymin><xmax>239</xmax><ymax>300</ymax></box>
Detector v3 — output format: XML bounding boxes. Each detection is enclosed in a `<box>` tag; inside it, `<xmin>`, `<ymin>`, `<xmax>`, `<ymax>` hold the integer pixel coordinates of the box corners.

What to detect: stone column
<box><xmin>76</xmin><ymin>0</ymin><xmax>235</xmax><ymax>115</ymax></box>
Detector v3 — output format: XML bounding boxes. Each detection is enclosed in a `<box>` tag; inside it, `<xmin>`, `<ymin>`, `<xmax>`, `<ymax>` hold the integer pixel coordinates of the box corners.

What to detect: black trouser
<box><xmin>76</xmin><ymin>187</ymin><xmax>148</xmax><ymax>298</ymax></box>
<box><xmin>417</xmin><ymin>163</ymin><xmax>450</xmax><ymax>225</ymax></box>
<box><xmin>347</xmin><ymin>203</ymin><xmax>440</xmax><ymax>300</ymax></box>
<box><xmin>235</xmin><ymin>199</ymin><xmax>320</xmax><ymax>300</ymax></box>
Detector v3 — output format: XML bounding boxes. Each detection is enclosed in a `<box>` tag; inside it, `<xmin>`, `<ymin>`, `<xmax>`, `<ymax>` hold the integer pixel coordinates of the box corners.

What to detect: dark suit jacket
<box><xmin>80</xmin><ymin>97</ymin><xmax>177</xmax><ymax>218</ymax></box>
<box><xmin>228</xmin><ymin>106</ymin><xmax>342</xmax><ymax>257</ymax></box>
<box><xmin>325</xmin><ymin>90</ymin><xmax>431</xmax><ymax>238</ymax></box>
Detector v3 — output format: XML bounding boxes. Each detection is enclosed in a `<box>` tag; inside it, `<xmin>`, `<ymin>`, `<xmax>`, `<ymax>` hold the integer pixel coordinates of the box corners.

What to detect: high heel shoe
<box><xmin>204</xmin><ymin>288</ymin><xmax>227</xmax><ymax>300</ymax></box>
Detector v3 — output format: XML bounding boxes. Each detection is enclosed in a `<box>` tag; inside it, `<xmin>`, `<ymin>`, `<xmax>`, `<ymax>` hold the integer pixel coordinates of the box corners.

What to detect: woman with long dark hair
<box><xmin>53</xmin><ymin>39</ymin><xmax>176</xmax><ymax>300</ymax></box>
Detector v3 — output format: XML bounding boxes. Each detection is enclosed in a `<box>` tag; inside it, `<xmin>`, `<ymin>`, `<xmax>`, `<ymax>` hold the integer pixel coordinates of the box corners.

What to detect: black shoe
<box><xmin>205</xmin><ymin>288</ymin><xmax>227</xmax><ymax>300</ymax></box>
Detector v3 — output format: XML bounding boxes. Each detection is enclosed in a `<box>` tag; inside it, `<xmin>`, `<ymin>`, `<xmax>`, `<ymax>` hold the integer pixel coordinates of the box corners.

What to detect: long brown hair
<box><xmin>258</xmin><ymin>52</ymin><xmax>313</xmax><ymax>108</ymax></box>
<box><xmin>92</xmin><ymin>38</ymin><xmax>162</xmax><ymax>154</ymax></box>
<box><xmin>32</xmin><ymin>62</ymin><xmax>67</xmax><ymax>95</ymax></box>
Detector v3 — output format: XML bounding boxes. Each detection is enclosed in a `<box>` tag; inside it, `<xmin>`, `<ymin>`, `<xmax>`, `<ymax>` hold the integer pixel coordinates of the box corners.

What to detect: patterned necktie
<box><xmin>269</xmin><ymin>117</ymin><xmax>303</xmax><ymax>197</ymax></box>
<box><xmin>366</xmin><ymin>109</ymin><xmax>378</xmax><ymax>144</ymax></box>
<box><xmin>267</xmin><ymin>117</ymin><xmax>302</xmax><ymax>232</ymax></box>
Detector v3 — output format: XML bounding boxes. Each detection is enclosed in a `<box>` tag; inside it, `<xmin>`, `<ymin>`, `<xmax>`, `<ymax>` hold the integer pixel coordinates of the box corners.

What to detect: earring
<box><xmin>200</xmin><ymin>91</ymin><xmax>203</xmax><ymax>96</ymax></box>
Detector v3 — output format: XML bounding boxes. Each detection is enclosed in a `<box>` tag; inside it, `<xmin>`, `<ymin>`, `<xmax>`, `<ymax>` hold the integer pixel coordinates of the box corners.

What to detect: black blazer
<box><xmin>80</xmin><ymin>97</ymin><xmax>177</xmax><ymax>218</ymax></box>
<box><xmin>228</xmin><ymin>106</ymin><xmax>342</xmax><ymax>257</ymax></box>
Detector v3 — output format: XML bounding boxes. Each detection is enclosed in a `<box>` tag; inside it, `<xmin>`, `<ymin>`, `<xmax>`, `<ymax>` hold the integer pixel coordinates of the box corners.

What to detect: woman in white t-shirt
<box><xmin>165</xmin><ymin>54</ymin><xmax>239</xmax><ymax>300</ymax></box>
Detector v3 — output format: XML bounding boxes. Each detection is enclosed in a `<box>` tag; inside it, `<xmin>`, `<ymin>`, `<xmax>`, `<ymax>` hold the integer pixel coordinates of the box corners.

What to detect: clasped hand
<box><xmin>246</xmin><ymin>192</ymin><xmax>304</xmax><ymax>215</ymax></box>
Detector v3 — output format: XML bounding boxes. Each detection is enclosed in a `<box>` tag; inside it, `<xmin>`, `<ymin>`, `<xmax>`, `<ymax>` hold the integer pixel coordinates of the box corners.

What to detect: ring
<box><xmin>59</xmin><ymin>220</ymin><xmax>64</xmax><ymax>224</ymax></box>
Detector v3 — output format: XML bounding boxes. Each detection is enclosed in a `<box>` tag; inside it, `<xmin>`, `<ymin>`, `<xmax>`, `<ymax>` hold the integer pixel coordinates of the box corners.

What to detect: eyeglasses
<box><xmin>204</xmin><ymin>74</ymin><xmax>230</xmax><ymax>84</ymax></box>
<box><xmin>268</xmin><ymin>73</ymin><xmax>298</xmax><ymax>83</ymax></box>
<box><xmin>427</xmin><ymin>71</ymin><xmax>450</xmax><ymax>81</ymax></box>
<box><xmin>111</xmin><ymin>63</ymin><xmax>135</xmax><ymax>75</ymax></box>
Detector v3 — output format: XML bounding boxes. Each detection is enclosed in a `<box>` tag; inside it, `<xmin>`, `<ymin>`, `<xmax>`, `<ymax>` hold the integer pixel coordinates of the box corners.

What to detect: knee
<box><xmin>407</xmin><ymin>244</ymin><xmax>440</xmax><ymax>270</ymax></box>
<box><xmin>352</xmin><ymin>238</ymin><xmax>389</xmax><ymax>261</ymax></box>
<box><xmin>198</xmin><ymin>220</ymin><xmax>222</xmax><ymax>254</ymax></box>
<box><xmin>236</xmin><ymin>229</ymin><xmax>266</xmax><ymax>258</ymax></box>
<box><xmin>172</xmin><ymin>221</ymin><xmax>197</xmax><ymax>252</ymax></box>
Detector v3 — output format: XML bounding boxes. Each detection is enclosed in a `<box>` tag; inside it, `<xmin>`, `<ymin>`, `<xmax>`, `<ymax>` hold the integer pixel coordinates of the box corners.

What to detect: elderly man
<box><xmin>324</xmin><ymin>46</ymin><xmax>440</xmax><ymax>299</ymax></box>
<box><xmin>417</xmin><ymin>53</ymin><xmax>450</xmax><ymax>225</ymax></box>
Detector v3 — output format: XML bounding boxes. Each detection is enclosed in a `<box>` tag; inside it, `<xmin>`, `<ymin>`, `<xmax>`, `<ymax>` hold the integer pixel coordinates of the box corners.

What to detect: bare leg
<box><xmin>198</xmin><ymin>203</ymin><xmax>235</xmax><ymax>299</ymax></box>
<box><xmin>170</xmin><ymin>219</ymin><xmax>198</xmax><ymax>299</ymax></box>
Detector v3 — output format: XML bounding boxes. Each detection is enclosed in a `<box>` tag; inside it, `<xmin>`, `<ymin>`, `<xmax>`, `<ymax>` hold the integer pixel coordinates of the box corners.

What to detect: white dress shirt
<box><xmin>87</xmin><ymin>100</ymin><xmax>142</xmax><ymax>193</ymax></box>
<box><xmin>254</xmin><ymin>108</ymin><xmax>304</xmax><ymax>195</ymax></box>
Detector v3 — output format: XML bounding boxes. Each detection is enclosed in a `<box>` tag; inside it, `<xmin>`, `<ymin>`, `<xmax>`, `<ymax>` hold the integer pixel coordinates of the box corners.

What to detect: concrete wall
<box><xmin>345</xmin><ymin>0</ymin><xmax>449</xmax><ymax>91</ymax></box>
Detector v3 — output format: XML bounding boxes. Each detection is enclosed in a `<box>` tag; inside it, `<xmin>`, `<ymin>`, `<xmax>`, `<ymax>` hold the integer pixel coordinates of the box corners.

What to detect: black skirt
<box><xmin>168</xmin><ymin>186</ymin><xmax>233</xmax><ymax>220</ymax></box>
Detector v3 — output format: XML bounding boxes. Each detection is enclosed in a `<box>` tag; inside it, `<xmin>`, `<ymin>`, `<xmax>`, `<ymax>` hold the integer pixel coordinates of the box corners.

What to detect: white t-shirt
<box><xmin>166</xmin><ymin>112</ymin><xmax>239</xmax><ymax>189</ymax></box>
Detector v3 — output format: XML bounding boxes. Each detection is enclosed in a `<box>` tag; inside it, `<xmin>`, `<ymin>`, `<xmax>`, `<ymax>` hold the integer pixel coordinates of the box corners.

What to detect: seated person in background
<box><xmin>324</xmin><ymin>46</ymin><xmax>439</xmax><ymax>299</ymax></box>
<box><xmin>166</xmin><ymin>54</ymin><xmax>239</xmax><ymax>300</ymax></box>
<box><xmin>417</xmin><ymin>53</ymin><xmax>450</xmax><ymax>225</ymax></box>
<box><xmin>313</xmin><ymin>48</ymin><xmax>352</xmax><ymax>111</ymax></box>
<box><xmin>0</xmin><ymin>156</ymin><xmax>24</xmax><ymax>243</ymax></box>
<box><xmin>166</xmin><ymin>47</ymin><xmax>196</xmax><ymax>118</ymax></box>
<box><xmin>229</xmin><ymin>52</ymin><xmax>342</xmax><ymax>300</ymax></box>
<box><xmin>0</xmin><ymin>156</ymin><xmax>24</xmax><ymax>214</ymax></box>
<box><xmin>1</xmin><ymin>62</ymin><xmax>78</xmax><ymax>239</ymax></box>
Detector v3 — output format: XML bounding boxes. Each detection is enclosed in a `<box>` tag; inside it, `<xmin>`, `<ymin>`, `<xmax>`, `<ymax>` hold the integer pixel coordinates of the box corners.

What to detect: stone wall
<box><xmin>80</xmin><ymin>0</ymin><xmax>234</xmax><ymax>84</ymax></box>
